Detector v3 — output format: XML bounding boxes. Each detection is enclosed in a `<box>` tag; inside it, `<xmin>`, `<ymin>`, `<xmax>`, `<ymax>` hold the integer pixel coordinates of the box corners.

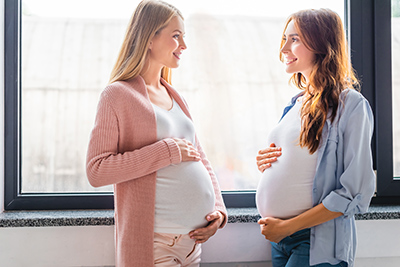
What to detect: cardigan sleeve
<box><xmin>86</xmin><ymin>92</ymin><xmax>182</xmax><ymax>188</ymax></box>
<box><xmin>322</xmin><ymin>96</ymin><xmax>375</xmax><ymax>217</ymax></box>
<box><xmin>195</xmin><ymin>135</ymin><xmax>228</xmax><ymax>228</ymax></box>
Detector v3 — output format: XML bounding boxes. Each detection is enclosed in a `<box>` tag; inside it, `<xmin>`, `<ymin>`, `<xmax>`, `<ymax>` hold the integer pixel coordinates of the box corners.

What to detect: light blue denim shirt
<box><xmin>281</xmin><ymin>89</ymin><xmax>375</xmax><ymax>267</ymax></box>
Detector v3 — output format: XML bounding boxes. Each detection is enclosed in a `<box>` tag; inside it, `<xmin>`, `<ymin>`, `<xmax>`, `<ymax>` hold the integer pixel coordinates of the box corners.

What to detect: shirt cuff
<box><xmin>322</xmin><ymin>192</ymin><xmax>362</xmax><ymax>218</ymax></box>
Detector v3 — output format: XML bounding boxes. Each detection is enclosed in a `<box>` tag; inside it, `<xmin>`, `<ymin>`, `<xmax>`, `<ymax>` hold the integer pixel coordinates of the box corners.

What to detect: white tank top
<box><xmin>153</xmin><ymin>99</ymin><xmax>215</xmax><ymax>234</ymax></box>
<box><xmin>256</xmin><ymin>97</ymin><xmax>318</xmax><ymax>219</ymax></box>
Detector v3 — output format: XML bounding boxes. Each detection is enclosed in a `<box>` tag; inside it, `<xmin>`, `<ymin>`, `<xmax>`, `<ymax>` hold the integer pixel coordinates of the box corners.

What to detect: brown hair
<box><xmin>109</xmin><ymin>0</ymin><xmax>183</xmax><ymax>84</ymax></box>
<box><xmin>279</xmin><ymin>9</ymin><xmax>359</xmax><ymax>154</ymax></box>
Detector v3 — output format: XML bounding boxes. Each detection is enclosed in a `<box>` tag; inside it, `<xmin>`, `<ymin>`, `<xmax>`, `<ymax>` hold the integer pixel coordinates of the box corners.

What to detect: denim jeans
<box><xmin>270</xmin><ymin>229</ymin><xmax>348</xmax><ymax>267</ymax></box>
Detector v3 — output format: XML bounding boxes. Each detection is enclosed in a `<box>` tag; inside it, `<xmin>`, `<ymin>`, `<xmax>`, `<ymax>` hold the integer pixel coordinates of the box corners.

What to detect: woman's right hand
<box><xmin>256</xmin><ymin>143</ymin><xmax>282</xmax><ymax>173</ymax></box>
<box><xmin>173</xmin><ymin>138</ymin><xmax>201</xmax><ymax>162</ymax></box>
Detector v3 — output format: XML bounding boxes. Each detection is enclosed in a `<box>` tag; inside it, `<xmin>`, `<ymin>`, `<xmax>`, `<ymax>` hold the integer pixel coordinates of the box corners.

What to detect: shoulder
<box><xmin>337</xmin><ymin>89</ymin><xmax>374</xmax><ymax>128</ymax></box>
<box><xmin>100</xmin><ymin>76</ymin><xmax>147</xmax><ymax>105</ymax></box>
<box><xmin>340</xmin><ymin>88</ymin><xmax>370</xmax><ymax>104</ymax></box>
<box><xmin>339</xmin><ymin>89</ymin><xmax>371</xmax><ymax>114</ymax></box>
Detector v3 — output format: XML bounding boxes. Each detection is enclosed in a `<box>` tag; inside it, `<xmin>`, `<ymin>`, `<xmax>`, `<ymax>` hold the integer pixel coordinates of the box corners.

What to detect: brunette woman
<box><xmin>256</xmin><ymin>9</ymin><xmax>375</xmax><ymax>267</ymax></box>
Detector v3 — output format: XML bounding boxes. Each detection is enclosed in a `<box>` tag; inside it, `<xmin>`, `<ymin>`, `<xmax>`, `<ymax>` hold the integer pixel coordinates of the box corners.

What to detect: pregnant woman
<box><xmin>86</xmin><ymin>1</ymin><xmax>226</xmax><ymax>266</ymax></box>
<box><xmin>256</xmin><ymin>9</ymin><xmax>375</xmax><ymax>267</ymax></box>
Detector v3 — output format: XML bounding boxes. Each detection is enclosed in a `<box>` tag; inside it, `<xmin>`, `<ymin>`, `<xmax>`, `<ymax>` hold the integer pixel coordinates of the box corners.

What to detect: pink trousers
<box><xmin>153</xmin><ymin>232</ymin><xmax>201</xmax><ymax>266</ymax></box>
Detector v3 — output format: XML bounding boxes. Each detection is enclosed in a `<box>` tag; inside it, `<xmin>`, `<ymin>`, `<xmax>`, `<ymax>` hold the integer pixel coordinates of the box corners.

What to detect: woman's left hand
<box><xmin>189</xmin><ymin>211</ymin><xmax>225</xmax><ymax>244</ymax></box>
<box><xmin>258</xmin><ymin>217</ymin><xmax>293</xmax><ymax>243</ymax></box>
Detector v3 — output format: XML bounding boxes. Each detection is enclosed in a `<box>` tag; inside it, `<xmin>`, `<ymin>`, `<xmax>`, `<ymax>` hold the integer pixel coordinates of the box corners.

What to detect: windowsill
<box><xmin>1</xmin><ymin>205</ymin><xmax>400</xmax><ymax>228</ymax></box>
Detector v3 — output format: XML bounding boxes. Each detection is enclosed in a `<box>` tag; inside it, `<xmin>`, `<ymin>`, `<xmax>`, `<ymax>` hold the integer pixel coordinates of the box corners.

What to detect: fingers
<box><xmin>256</xmin><ymin>144</ymin><xmax>282</xmax><ymax>172</ymax></box>
<box><xmin>256</xmin><ymin>153</ymin><xmax>280</xmax><ymax>172</ymax></box>
<box><xmin>258</xmin><ymin>217</ymin><xmax>269</xmax><ymax>225</ymax></box>
<box><xmin>188</xmin><ymin>211</ymin><xmax>223</xmax><ymax>244</ymax></box>
<box><xmin>257</xmin><ymin>147</ymin><xmax>282</xmax><ymax>158</ymax></box>
<box><xmin>173</xmin><ymin>138</ymin><xmax>201</xmax><ymax>162</ymax></box>
<box><xmin>257</xmin><ymin>157</ymin><xmax>278</xmax><ymax>172</ymax></box>
<box><xmin>189</xmin><ymin>220</ymin><xmax>219</xmax><ymax>244</ymax></box>
<box><xmin>206</xmin><ymin>210</ymin><xmax>221</xmax><ymax>222</ymax></box>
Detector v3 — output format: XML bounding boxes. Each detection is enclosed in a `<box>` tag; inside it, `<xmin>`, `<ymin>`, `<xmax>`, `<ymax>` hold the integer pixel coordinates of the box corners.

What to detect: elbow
<box><xmin>86</xmin><ymin>161</ymin><xmax>109</xmax><ymax>188</ymax></box>
<box><xmin>86</xmin><ymin>170</ymin><xmax>104</xmax><ymax>188</ymax></box>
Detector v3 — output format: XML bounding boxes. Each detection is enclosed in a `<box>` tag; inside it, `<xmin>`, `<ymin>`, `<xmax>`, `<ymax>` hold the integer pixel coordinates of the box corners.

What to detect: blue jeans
<box><xmin>270</xmin><ymin>229</ymin><xmax>347</xmax><ymax>267</ymax></box>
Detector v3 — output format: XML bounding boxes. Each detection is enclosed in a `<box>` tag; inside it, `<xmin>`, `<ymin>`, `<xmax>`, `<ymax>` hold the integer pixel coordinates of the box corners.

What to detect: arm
<box><xmin>258</xmin><ymin>203</ymin><xmax>342</xmax><ymax>243</ymax></box>
<box><xmin>322</xmin><ymin>96</ymin><xmax>375</xmax><ymax>217</ymax></box>
<box><xmin>86</xmin><ymin>93</ymin><xmax>199</xmax><ymax>187</ymax></box>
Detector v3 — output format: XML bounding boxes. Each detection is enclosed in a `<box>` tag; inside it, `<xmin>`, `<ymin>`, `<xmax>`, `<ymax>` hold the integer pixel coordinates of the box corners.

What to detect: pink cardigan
<box><xmin>86</xmin><ymin>76</ymin><xmax>227</xmax><ymax>267</ymax></box>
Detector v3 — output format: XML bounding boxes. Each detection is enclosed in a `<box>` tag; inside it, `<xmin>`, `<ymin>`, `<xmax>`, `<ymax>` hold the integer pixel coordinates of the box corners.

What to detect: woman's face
<box><xmin>148</xmin><ymin>16</ymin><xmax>187</xmax><ymax>69</ymax></box>
<box><xmin>281</xmin><ymin>20</ymin><xmax>315</xmax><ymax>82</ymax></box>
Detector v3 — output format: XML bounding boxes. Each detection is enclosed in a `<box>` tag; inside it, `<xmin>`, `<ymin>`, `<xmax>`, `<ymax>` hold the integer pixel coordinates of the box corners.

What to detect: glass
<box><xmin>393</xmin><ymin>0</ymin><xmax>400</xmax><ymax>177</ymax></box>
<box><xmin>21</xmin><ymin>0</ymin><xmax>344</xmax><ymax>193</ymax></box>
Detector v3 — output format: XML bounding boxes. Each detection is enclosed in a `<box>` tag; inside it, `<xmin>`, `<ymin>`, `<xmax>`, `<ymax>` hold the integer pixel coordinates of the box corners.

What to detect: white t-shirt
<box><xmin>256</xmin><ymin>97</ymin><xmax>318</xmax><ymax>219</ymax></box>
<box><xmin>153</xmin><ymin>99</ymin><xmax>215</xmax><ymax>234</ymax></box>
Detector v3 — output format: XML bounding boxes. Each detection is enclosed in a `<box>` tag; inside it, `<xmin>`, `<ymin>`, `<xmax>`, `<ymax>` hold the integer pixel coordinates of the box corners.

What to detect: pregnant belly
<box><xmin>155</xmin><ymin>161</ymin><xmax>216</xmax><ymax>230</ymax></box>
<box><xmin>256</xmin><ymin>160</ymin><xmax>314</xmax><ymax>219</ymax></box>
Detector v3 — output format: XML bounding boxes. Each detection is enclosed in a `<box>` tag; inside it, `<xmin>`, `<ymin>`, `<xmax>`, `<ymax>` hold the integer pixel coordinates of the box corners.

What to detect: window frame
<box><xmin>348</xmin><ymin>0</ymin><xmax>400</xmax><ymax>204</ymax></box>
<box><xmin>4</xmin><ymin>0</ymin><xmax>400</xmax><ymax>210</ymax></box>
<box><xmin>4</xmin><ymin>0</ymin><xmax>113</xmax><ymax>209</ymax></box>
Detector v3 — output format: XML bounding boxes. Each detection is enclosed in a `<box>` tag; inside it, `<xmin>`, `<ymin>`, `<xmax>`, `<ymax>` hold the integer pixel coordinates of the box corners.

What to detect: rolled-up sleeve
<box><xmin>322</xmin><ymin>97</ymin><xmax>375</xmax><ymax>218</ymax></box>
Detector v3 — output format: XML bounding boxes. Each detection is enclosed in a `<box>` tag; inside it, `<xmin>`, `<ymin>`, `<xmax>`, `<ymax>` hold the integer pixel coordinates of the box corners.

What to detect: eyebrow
<box><xmin>283</xmin><ymin>33</ymin><xmax>299</xmax><ymax>37</ymax></box>
<box><xmin>173</xmin><ymin>30</ymin><xmax>184</xmax><ymax>34</ymax></box>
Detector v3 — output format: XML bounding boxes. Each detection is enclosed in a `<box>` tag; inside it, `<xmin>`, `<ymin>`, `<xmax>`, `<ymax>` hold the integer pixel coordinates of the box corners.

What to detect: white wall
<box><xmin>1</xmin><ymin>220</ymin><xmax>400</xmax><ymax>266</ymax></box>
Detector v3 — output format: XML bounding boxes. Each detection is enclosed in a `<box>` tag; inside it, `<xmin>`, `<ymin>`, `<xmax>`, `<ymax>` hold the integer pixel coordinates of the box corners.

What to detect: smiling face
<box><xmin>148</xmin><ymin>16</ymin><xmax>186</xmax><ymax>69</ymax></box>
<box><xmin>280</xmin><ymin>20</ymin><xmax>315</xmax><ymax>82</ymax></box>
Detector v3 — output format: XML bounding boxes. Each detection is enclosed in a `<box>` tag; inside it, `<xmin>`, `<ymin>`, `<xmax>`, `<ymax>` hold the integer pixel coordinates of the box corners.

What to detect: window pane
<box><xmin>171</xmin><ymin>0</ymin><xmax>344</xmax><ymax>190</ymax></box>
<box><xmin>21</xmin><ymin>0</ymin><xmax>344</xmax><ymax>193</ymax></box>
<box><xmin>393</xmin><ymin>0</ymin><xmax>400</xmax><ymax>177</ymax></box>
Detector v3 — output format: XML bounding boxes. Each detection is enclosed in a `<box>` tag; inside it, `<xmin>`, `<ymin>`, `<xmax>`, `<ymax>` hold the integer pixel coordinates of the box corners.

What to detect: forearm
<box><xmin>286</xmin><ymin>203</ymin><xmax>343</xmax><ymax>233</ymax></box>
<box><xmin>86</xmin><ymin>138</ymin><xmax>181</xmax><ymax>187</ymax></box>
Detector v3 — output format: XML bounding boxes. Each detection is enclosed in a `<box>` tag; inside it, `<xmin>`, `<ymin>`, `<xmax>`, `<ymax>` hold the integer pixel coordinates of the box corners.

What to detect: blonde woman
<box><xmin>256</xmin><ymin>9</ymin><xmax>375</xmax><ymax>267</ymax></box>
<box><xmin>86</xmin><ymin>1</ymin><xmax>227</xmax><ymax>266</ymax></box>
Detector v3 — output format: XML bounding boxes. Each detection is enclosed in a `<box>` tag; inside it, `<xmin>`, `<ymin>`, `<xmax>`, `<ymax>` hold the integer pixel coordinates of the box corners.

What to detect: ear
<box><xmin>148</xmin><ymin>40</ymin><xmax>153</xmax><ymax>50</ymax></box>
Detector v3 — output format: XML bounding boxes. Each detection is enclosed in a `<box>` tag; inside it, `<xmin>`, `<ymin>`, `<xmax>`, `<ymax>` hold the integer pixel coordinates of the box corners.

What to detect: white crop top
<box><xmin>153</xmin><ymin>99</ymin><xmax>215</xmax><ymax>234</ymax></box>
<box><xmin>256</xmin><ymin>97</ymin><xmax>318</xmax><ymax>219</ymax></box>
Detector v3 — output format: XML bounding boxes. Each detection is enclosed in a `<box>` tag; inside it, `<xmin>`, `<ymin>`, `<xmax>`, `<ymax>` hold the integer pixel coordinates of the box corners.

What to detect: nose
<box><xmin>180</xmin><ymin>38</ymin><xmax>187</xmax><ymax>50</ymax></box>
<box><xmin>280</xmin><ymin>40</ymin><xmax>289</xmax><ymax>53</ymax></box>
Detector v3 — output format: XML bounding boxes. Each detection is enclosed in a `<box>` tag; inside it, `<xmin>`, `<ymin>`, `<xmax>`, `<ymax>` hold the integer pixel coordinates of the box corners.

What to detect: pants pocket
<box><xmin>154</xmin><ymin>232</ymin><xmax>180</xmax><ymax>247</ymax></box>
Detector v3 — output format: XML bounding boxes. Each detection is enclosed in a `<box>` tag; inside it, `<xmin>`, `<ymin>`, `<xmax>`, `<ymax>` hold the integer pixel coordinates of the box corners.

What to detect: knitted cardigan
<box><xmin>86</xmin><ymin>75</ymin><xmax>227</xmax><ymax>267</ymax></box>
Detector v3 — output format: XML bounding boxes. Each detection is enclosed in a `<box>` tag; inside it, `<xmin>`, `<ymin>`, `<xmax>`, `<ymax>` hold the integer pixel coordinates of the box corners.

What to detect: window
<box><xmin>392</xmin><ymin>0</ymin><xmax>400</xmax><ymax>178</ymax></box>
<box><xmin>348</xmin><ymin>0</ymin><xmax>400</xmax><ymax>203</ymax></box>
<box><xmin>4</xmin><ymin>0</ymin><xmax>399</xmax><ymax>210</ymax></box>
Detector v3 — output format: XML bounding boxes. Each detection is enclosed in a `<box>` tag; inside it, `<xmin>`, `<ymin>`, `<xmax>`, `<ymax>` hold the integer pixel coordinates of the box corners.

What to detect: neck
<box><xmin>140</xmin><ymin>61</ymin><xmax>164</xmax><ymax>88</ymax></box>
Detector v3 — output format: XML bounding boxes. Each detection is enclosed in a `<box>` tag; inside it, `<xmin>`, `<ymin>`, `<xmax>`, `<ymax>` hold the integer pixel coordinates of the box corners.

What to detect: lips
<box><xmin>285</xmin><ymin>58</ymin><xmax>297</xmax><ymax>65</ymax></box>
<box><xmin>173</xmin><ymin>52</ymin><xmax>181</xmax><ymax>59</ymax></box>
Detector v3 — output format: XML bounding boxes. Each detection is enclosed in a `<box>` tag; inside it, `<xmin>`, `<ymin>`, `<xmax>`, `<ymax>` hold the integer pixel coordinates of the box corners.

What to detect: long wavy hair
<box><xmin>109</xmin><ymin>0</ymin><xmax>183</xmax><ymax>84</ymax></box>
<box><xmin>279</xmin><ymin>9</ymin><xmax>359</xmax><ymax>154</ymax></box>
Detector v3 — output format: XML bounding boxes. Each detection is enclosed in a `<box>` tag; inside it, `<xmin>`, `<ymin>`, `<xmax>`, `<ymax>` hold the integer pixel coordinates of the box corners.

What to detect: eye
<box><xmin>292</xmin><ymin>37</ymin><xmax>298</xmax><ymax>42</ymax></box>
<box><xmin>173</xmin><ymin>34</ymin><xmax>180</xmax><ymax>39</ymax></box>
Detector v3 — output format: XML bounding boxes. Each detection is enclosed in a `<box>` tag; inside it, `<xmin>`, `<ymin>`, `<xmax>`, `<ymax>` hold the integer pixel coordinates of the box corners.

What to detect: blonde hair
<box><xmin>279</xmin><ymin>9</ymin><xmax>359</xmax><ymax>154</ymax></box>
<box><xmin>109</xmin><ymin>0</ymin><xmax>183</xmax><ymax>84</ymax></box>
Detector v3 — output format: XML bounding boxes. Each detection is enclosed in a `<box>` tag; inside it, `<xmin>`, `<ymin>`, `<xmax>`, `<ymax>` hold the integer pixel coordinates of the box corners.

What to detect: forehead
<box><xmin>284</xmin><ymin>20</ymin><xmax>297</xmax><ymax>35</ymax></box>
<box><xmin>164</xmin><ymin>16</ymin><xmax>185</xmax><ymax>32</ymax></box>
